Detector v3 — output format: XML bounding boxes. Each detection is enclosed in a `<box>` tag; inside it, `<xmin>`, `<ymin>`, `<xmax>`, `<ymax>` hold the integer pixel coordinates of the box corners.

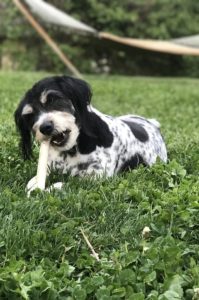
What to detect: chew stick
<box><xmin>36</xmin><ymin>140</ymin><xmax>50</xmax><ymax>190</ymax></box>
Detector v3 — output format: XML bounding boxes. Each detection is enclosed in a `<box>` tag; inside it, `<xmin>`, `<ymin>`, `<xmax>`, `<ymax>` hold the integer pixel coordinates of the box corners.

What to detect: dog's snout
<box><xmin>40</xmin><ymin>121</ymin><xmax>54</xmax><ymax>135</ymax></box>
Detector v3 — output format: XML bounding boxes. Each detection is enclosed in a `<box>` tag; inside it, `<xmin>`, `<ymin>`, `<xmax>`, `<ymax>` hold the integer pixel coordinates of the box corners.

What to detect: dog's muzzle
<box><xmin>39</xmin><ymin>121</ymin><xmax>71</xmax><ymax>146</ymax></box>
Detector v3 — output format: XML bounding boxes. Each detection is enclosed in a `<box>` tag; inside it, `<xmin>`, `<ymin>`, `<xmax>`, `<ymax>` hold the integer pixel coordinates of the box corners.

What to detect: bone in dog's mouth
<box><xmin>51</xmin><ymin>130</ymin><xmax>71</xmax><ymax>146</ymax></box>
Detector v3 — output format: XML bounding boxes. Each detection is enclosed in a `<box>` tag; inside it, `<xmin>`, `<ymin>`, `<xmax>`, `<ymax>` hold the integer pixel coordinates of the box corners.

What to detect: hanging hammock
<box><xmin>24</xmin><ymin>0</ymin><xmax>199</xmax><ymax>56</ymax></box>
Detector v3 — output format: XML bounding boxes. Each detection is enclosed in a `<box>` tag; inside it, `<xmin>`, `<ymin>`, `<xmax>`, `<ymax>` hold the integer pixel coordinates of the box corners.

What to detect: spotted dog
<box><xmin>14</xmin><ymin>76</ymin><xmax>167</xmax><ymax>193</ymax></box>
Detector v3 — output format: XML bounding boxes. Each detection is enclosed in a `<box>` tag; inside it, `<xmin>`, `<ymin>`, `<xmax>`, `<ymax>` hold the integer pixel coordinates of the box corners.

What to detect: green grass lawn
<box><xmin>0</xmin><ymin>71</ymin><xmax>199</xmax><ymax>300</ymax></box>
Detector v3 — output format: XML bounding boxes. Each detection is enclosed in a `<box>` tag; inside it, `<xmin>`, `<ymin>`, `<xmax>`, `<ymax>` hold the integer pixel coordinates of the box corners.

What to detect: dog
<box><xmin>14</xmin><ymin>75</ymin><xmax>167</xmax><ymax>193</ymax></box>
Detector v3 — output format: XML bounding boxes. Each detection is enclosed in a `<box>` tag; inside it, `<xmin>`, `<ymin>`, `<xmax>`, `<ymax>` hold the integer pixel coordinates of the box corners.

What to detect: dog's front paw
<box><xmin>26</xmin><ymin>176</ymin><xmax>45</xmax><ymax>197</ymax></box>
<box><xmin>26</xmin><ymin>177</ymin><xmax>63</xmax><ymax>196</ymax></box>
<box><xmin>26</xmin><ymin>176</ymin><xmax>37</xmax><ymax>191</ymax></box>
<box><xmin>46</xmin><ymin>182</ymin><xmax>63</xmax><ymax>192</ymax></box>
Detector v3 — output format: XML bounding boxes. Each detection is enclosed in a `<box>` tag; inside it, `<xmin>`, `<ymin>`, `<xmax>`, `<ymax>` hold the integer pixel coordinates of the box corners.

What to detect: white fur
<box><xmin>22</xmin><ymin>104</ymin><xmax>33</xmax><ymax>115</ymax></box>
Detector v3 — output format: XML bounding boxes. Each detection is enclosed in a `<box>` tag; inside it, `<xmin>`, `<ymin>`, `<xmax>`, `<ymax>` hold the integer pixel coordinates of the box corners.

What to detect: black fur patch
<box><xmin>78</xmin><ymin>162</ymin><xmax>90</xmax><ymax>171</ymax></box>
<box><xmin>122</xmin><ymin>120</ymin><xmax>149</xmax><ymax>142</ymax></box>
<box><xmin>78</xmin><ymin>112</ymin><xmax>113</xmax><ymax>154</ymax></box>
<box><xmin>119</xmin><ymin>154</ymin><xmax>146</xmax><ymax>172</ymax></box>
<box><xmin>61</xmin><ymin>146</ymin><xmax>77</xmax><ymax>160</ymax></box>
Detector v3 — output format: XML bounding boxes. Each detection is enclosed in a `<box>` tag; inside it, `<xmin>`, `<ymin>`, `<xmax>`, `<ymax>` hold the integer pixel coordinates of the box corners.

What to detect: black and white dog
<box><xmin>14</xmin><ymin>76</ymin><xmax>167</xmax><ymax>193</ymax></box>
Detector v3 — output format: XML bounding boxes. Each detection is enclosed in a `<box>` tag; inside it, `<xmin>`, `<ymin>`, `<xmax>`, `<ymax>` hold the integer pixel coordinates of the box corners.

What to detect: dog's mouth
<box><xmin>51</xmin><ymin>130</ymin><xmax>71</xmax><ymax>146</ymax></box>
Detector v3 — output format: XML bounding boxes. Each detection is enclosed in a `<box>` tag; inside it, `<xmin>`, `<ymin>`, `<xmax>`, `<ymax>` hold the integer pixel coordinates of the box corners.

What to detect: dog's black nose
<box><xmin>40</xmin><ymin>121</ymin><xmax>54</xmax><ymax>135</ymax></box>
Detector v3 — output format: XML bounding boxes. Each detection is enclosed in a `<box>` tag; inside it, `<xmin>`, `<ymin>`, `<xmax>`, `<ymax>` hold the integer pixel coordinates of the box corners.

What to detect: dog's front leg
<box><xmin>44</xmin><ymin>164</ymin><xmax>105</xmax><ymax>193</ymax></box>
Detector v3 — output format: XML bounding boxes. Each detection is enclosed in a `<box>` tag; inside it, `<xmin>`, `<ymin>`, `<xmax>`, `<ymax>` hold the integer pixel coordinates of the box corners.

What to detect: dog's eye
<box><xmin>45</xmin><ymin>95</ymin><xmax>73</xmax><ymax>112</ymax></box>
<box><xmin>46</xmin><ymin>94</ymin><xmax>63</xmax><ymax>105</ymax></box>
<box><xmin>46</xmin><ymin>94</ymin><xmax>55</xmax><ymax>103</ymax></box>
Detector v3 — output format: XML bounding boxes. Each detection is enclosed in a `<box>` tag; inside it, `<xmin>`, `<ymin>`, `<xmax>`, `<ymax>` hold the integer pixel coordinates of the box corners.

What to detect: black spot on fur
<box><xmin>119</xmin><ymin>154</ymin><xmax>146</xmax><ymax>172</ymax></box>
<box><xmin>92</xmin><ymin>164</ymin><xmax>101</xmax><ymax>170</ymax></box>
<box><xmin>61</xmin><ymin>146</ymin><xmax>77</xmax><ymax>159</ymax></box>
<box><xmin>122</xmin><ymin>120</ymin><xmax>149</xmax><ymax>143</ymax></box>
<box><xmin>78</xmin><ymin>163</ymin><xmax>90</xmax><ymax>171</ymax></box>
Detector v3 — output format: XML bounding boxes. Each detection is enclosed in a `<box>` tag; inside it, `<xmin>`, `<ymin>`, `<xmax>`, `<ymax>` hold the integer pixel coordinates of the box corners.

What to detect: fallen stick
<box><xmin>80</xmin><ymin>228</ymin><xmax>100</xmax><ymax>261</ymax></box>
<box><xmin>36</xmin><ymin>140</ymin><xmax>50</xmax><ymax>190</ymax></box>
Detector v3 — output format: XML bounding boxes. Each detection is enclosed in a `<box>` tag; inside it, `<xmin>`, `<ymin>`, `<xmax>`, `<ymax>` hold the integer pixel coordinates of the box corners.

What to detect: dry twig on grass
<box><xmin>80</xmin><ymin>228</ymin><xmax>100</xmax><ymax>262</ymax></box>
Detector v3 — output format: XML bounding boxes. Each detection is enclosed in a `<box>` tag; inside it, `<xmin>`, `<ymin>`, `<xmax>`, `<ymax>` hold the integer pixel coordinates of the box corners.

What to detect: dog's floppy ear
<box><xmin>60</xmin><ymin>76</ymin><xmax>96</xmax><ymax>137</ymax></box>
<box><xmin>14</xmin><ymin>98</ymin><xmax>32</xmax><ymax>160</ymax></box>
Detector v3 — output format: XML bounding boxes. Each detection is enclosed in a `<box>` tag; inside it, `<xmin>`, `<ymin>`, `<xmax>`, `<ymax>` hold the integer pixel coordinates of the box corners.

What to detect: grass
<box><xmin>0</xmin><ymin>71</ymin><xmax>199</xmax><ymax>300</ymax></box>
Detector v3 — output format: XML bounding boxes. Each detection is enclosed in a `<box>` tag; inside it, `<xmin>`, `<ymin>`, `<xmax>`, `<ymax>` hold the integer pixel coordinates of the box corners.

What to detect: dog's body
<box><xmin>14</xmin><ymin>76</ymin><xmax>167</xmax><ymax>191</ymax></box>
<box><xmin>48</xmin><ymin>109</ymin><xmax>167</xmax><ymax>176</ymax></box>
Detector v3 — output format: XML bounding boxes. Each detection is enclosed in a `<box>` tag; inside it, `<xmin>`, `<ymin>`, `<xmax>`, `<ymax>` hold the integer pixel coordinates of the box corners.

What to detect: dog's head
<box><xmin>14</xmin><ymin>76</ymin><xmax>93</xmax><ymax>159</ymax></box>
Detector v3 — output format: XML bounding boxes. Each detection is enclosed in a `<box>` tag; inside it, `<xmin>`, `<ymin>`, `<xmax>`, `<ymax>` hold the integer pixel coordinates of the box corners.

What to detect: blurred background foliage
<box><xmin>0</xmin><ymin>0</ymin><xmax>199</xmax><ymax>76</ymax></box>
